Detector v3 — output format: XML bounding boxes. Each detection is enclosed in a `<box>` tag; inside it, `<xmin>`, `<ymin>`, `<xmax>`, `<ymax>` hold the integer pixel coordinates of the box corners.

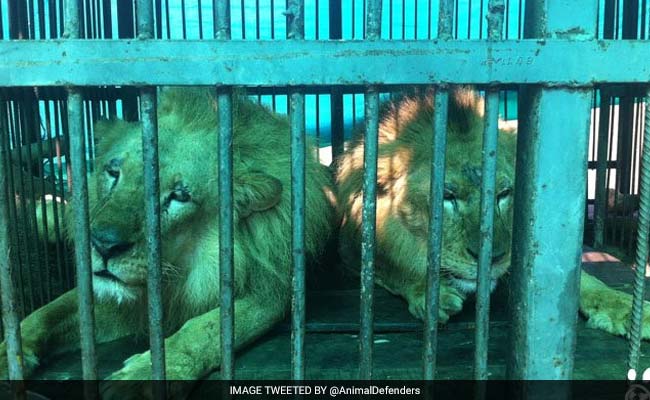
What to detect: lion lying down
<box><xmin>0</xmin><ymin>88</ymin><xmax>335</xmax><ymax>398</ymax></box>
<box><xmin>336</xmin><ymin>88</ymin><xmax>650</xmax><ymax>338</ymax></box>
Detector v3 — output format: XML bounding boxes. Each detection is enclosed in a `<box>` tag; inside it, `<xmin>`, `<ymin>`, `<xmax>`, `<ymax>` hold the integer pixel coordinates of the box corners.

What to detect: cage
<box><xmin>1</xmin><ymin>0</ymin><xmax>650</xmax><ymax>399</ymax></box>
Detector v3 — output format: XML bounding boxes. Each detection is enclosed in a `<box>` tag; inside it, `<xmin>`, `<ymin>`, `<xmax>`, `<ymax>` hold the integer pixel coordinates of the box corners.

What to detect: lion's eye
<box><xmin>443</xmin><ymin>189</ymin><xmax>456</xmax><ymax>201</ymax></box>
<box><xmin>104</xmin><ymin>158</ymin><xmax>121</xmax><ymax>186</ymax></box>
<box><xmin>443</xmin><ymin>188</ymin><xmax>458</xmax><ymax>212</ymax></box>
<box><xmin>169</xmin><ymin>183</ymin><xmax>191</xmax><ymax>203</ymax></box>
<box><xmin>497</xmin><ymin>188</ymin><xmax>512</xmax><ymax>201</ymax></box>
<box><xmin>496</xmin><ymin>187</ymin><xmax>512</xmax><ymax>212</ymax></box>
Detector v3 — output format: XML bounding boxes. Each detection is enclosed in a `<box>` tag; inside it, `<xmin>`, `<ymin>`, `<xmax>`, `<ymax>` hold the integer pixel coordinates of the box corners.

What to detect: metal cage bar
<box><xmin>423</xmin><ymin>0</ymin><xmax>453</xmax><ymax>381</ymax></box>
<box><xmin>64</xmin><ymin>0</ymin><xmax>99</xmax><ymax>392</ymax></box>
<box><xmin>136</xmin><ymin>0</ymin><xmax>166</xmax><ymax>392</ymax></box>
<box><xmin>215</xmin><ymin>0</ymin><xmax>235</xmax><ymax>381</ymax></box>
<box><xmin>593</xmin><ymin>94</ymin><xmax>612</xmax><ymax>248</ymax></box>
<box><xmin>2</xmin><ymin>40</ymin><xmax>650</xmax><ymax>87</ymax></box>
<box><xmin>0</xmin><ymin>97</ymin><xmax>25</xmax><ymax>387</ymax></box>
<box><xmin>628</xmin><ymin>91</ymin><xmax>650</xmax><ymax>372</ymax></box>
<box><xmin>358</xmin><ymin>0</ymin><xmax>382</xmax><ymax>380</ymax></box>
<box><xmin>507</xmin><ymin>0</ymin><xmax>598</xmax><ymax>383</ymax></box>
<box><xmin>287</xmin><ymin>0</ymin><xmax>307</xmax><ymax>381</ymax></box>
<box><xmin>474</xmin><ymin>0</ymin><xmax>504</xmax><ymax>381</ymax></box>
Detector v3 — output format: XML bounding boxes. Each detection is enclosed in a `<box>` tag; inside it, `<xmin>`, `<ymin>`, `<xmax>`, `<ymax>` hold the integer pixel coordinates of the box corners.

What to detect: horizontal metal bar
<box><xmin>1</xmin><ymin>40</ymin><xmax>650</xmax><ymax>86</ymax></box>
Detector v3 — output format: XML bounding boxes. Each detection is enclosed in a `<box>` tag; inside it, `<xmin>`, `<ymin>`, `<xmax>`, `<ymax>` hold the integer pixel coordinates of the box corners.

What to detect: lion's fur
<box><xmin>1</xmin><ymin>88</ymin><xmax>335</xmax><ymax>390</ymax></box>
<box><xmin>336</xmin><ymin>88</ymin><xmax>516</xmax><ymax>320</ymax></box>
<box><xmin>335</xmin><ymin>88</ymin><xmax>650</xmax><ymax>337</ymax></box>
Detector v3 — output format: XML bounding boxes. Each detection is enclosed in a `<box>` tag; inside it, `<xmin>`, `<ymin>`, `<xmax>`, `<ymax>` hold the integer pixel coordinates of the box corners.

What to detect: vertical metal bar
<box><xmin>198</xmin><ymin>0</ymin><xmax>204</xmax><ymax>38</ymax></box>
<box><xmin>423</xmin><ymin>0</ymin><xmax>452</xmax><ymax>381</ymax></box>
<box><xmin>64</xmin><ymin>0</ymin><xmax>98</xmax><ymax>392</ymax></box>
<box><xmin>358</xmin><ymin>0</ymin><xmax>381</xmax><ymax>380</ymax></box>
<box><xmin>136</xmin><ymin>0</ymin><xmax>166</xmax><ymax>394</ymax></box>
<box><xmin>328</xmin><ymin>0</ymin><xmax>344</xmax><ymax>161</ymax></box>
<box><xmin>0</xmin><ymin>98</ymin><xmax>26</xmax><ymax>388</ymax></box>
<box><xmin>215</xmin><ymin>0</ymin><xmax>235</xmax><ymax>382</ymax></box>
<box><xmin>475</xmin><ymin>0</ymin><xmax>504</xmax><ymax>381</ymax></box>
<box><xmin>506</xmin><ymin>0</ymin><xmax>597</xmax><ymax>383</ymax></box>
<box><xmin>594</xmin><ymin>93</ymin><xmax>611</xmax><ymax>248</ymax></box>
<box><xmin>286</xmin><ymin>0</ymin><xmax>306</xmax><ymax>381</ymax></box>
<box><xmin>628</xmin><ymin>92</ymin><xmax>650</xmax><ymax>372</ymax></box>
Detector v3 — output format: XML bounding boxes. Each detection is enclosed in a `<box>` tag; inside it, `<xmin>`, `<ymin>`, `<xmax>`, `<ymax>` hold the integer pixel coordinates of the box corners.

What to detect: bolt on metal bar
<box><xmin>423</xmin><ymin>0</ymin><xmax>453</xmax><ymax>381</ymax></box>
<box><xmin>594</xmin><ymin>94</ymin><xmax>612</xmax><ymax>248</ymax></box>
<box><xmin>359</xmin><ymin>0</ymin><xmax>381</xmax><ymax>381</ymax></box>
<box><xmin>136</xmin><ymin>0</ymin><xmax>167</xmax><ymax>393</ymax></box>
<box><xmin>287</xmin><ymin>0</ymin><xmax>307</xmax><ymax>381</ymax></box>
<box><xmin>474</xmin><ymin>0</ymin><xmax>504</xmax><ymax>382</ymax></box>
<box><xmin>628</xmin><ymin>91</ymin><xmax>650</xmax><ymax>372</ymax></box>
<box><xmin>0</xmin><ymin>98</ymin><xmax>26</xmax><ymax>389</ymax></box>
<box><xmin>215</xmin><ymin>1</ymin><xmax>235</xmax><ymax>382</ymax></box>
<box><xmin>64</xmin><ymin>0</ymin><xmax>99</xmax><ymax>392</ymax></box>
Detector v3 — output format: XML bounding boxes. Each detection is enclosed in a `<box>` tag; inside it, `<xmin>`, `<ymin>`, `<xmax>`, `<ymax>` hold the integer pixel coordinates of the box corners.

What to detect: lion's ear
<box><xmin>234</xmin><ymin>172</ymin><xmax>283</xmax><ymax>219</ymax></box>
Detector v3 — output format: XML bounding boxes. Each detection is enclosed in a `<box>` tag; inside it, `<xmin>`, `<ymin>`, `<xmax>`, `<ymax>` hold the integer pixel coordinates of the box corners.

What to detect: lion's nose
<box><xmin>91</xmin><ymin>228</ymin><xmax>134</xmax><ymax>260</ymax></box>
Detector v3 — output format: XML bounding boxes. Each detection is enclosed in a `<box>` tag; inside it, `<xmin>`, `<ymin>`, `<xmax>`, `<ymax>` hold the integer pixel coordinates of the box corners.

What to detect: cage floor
<box><xmin>29</xmin><ymin>250</ymin><xmax>650</xmax><ymax>395</ymax></box>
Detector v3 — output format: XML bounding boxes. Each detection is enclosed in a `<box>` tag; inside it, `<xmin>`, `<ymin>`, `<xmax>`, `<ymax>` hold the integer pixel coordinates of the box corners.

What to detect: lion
<box><xmin>0</xmin><ymin>88</ymin><xmax>335</xmax><ymax>398</ymax></box>
<box><xmin>336</xmin><ymin>87</ymin><xmax>650</xmax><ymax>338</ymax></box>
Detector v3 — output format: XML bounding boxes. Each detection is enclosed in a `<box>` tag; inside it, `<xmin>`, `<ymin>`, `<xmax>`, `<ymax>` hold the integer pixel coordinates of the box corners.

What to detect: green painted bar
<box><xmin>140</xmin><ymin>89</ymin><xmax>167</xmax><ymax>388</ymax></box>
<box><xmin>593</xmin><ymin>94</ymin><xmax>611</xmax><ymax>248</ymax></box>
<box><xmin>68</xmin><ymin>89</ymin><xmax>99</xmax><ymax>386</ymax></box>
<box><xmin>474</xmin><ymin>0</ymin><xmax>504</xmax><ymax>382</ymax></box>
<box><xmin>0</xmin><ymin>99</ymin><xmax>25</xmax><ymax>387</ymax></box>
<box><xmin>289</xmin><ymin>88</ymin><xmax>306</xmax><ymax>380</ymax></box>
<box><xmin>65</xmin><ymin>0</ymin><xmax>98</xmax><ymax>391</ymax></box>
<box><xmin>507</xmin><ymin>1</ymin><xmax>598</xmax><ymax>382</ymax></box>
<box><xmin>287</xmin><ymin>0</ymin><xmax>307</xmax><ymax>381</ymax></box>
<box><xmin>2</xmin><ymin>40</ymin><xmax>650</xmax><ymax>87</ymax></box>
<box><xmin>359</xmin><ymin>0</ymin><xmax>381</xmax><ymax>381</ymax></box>
<box><xmin>627</xmin><ymin>92</ymin><xmax>650</xmax><ymax>372</ymax></box>
<box><xmin>423</xmin><ymin>91</ymin><xmax>449</xmax><ymax>381</ymax></box>
<box><xmin>217</xmin><ymin>89</ymin><xmax>235</xmax><ymax>380</ymax></box>
<box><xmin>136</xmin><ymin>0</ymin><xmax>167</xmax><ymax>392</ymax></box>
<box><xmin>423</xmin><ymin>0</ymin><xmax>453</xmax><ymax>381</ymax></box>
<box><xmin>214</xmin><ymin>0</ymin><xmax>235</xmax><ymax>382</ymax></box>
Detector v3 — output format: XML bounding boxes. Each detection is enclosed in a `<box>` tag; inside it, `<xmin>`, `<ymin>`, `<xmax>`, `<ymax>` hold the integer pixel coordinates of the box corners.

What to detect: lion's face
<box><xmin>395</xmin><ymin>129</ymin><xmax>515</xmax><ymax>294</ymax></box>
<box><xmin>83</xmin><ymin>120</ymin><xmax>217</xmax><ymax>303</ymax></box>
<box><xmin>349</xmin><ymin>91</ymin><xmax>519</xmax><ymax>296</ymax></box>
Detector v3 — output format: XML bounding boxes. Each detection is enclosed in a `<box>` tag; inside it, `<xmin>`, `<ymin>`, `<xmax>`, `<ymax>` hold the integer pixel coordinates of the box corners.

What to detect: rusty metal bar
<box><xmin>423</xmin><ymin>0</ymin><xmax>453</xmax><ymax>381</ymax></box>
<box><xmin>474</xmin><ymin>0</ymin><xmax>504</xmax><ymax>382</ymax></box>
<box><xmin>506</xmin><ymin>0</ymin><xmax>598</xmax><ymax>384</ymax></box>
<box><xmin>287</xmin><ymin>0</ymin><xmax>307</xmax><ymax>381</ymax></box>
<box><xmin>215</xmin><ymin>0</ymin><xmax>235</xmax><ymax>382</ymax></box>
<box><xmin>358</xmin><ymin>0</ymin><xmax>382</xmax><ymax>381</ymax></box>
<box><xmin>64</xmin><ymin>1</ymin><xmax>98</xmax><ymax>394</ymax></box>
<box><xmin>135</xmin><ymin>0</ymin><xmax>167</xmax><ymax>393</ymax></box>
<box><xmin>628</xmin><ymin>91</ymin><xmax>650</xmax><ymax>372</ymax></box>
<box><xmin>0</xmin><ymin>97</ymin><xmax>25</xmax><ymax>390</ymax></box>
<box><xmin>2</xmin><ymin>40</ymin><xmax>650</xmax><ymax>87</ymax></box>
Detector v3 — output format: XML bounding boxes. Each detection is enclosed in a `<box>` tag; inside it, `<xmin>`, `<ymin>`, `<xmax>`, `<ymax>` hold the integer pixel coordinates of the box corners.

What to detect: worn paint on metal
<box><xmin>628</xmin><ymin>92</ymin><xmax>650</xmax><ymax>372</ymax></box>
<box><xmin>423</xmin><ymin>0</ymin><xmax>453</xmax><ymax>381</ymax></box>
<box><xmin>136</xmin><ymin>0</ymin><xmax>167</xmax><ymax>393</ymax></box>
<box><xmin>593</xmin><ymin>95</ymin><xmax>611</xmax><ymax>248</ymax></box>
<box><xmin>287</xmin><ymin>0</ymin><xmax>307</xmax><ymax>382</ymax></box>
<box><xmin>474</xmin><ymin>0</ymin><xmax>505</xmax><ymax>382</ymax></box>
<box><xmin>0</xmin><ymin>99</ymin><xmax>26</xmax><ymax>392</ymax></box>
<box><xmin>1</xmin><ymin>40</ymin><xmax>649</xmax><ymax>87</ymax></box>
<box><xmin>359</xmin><ymin>0</ymin><xmax>382</xmax><ymax>381</ymax></box>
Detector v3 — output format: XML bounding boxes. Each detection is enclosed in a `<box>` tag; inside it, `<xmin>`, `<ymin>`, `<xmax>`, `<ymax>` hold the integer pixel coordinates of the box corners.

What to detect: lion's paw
<box><xmin>101</xmin><ymin>351</ymin><xmax>154</xmax><ymax>400</ymax></box>
<box><xmin>580</xmin><ymin>286</ymin><xmax>650</xmax><ymax>340</ymax></box>
<box><xmin>101</xmin><ymin>351</ymin><xmax>195</xmax><ymax>400</ymax></box>
<box><xmin>406</xmin><ymin>285</ymin><xmax>465</xmax><ymax>323</ymax></box>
